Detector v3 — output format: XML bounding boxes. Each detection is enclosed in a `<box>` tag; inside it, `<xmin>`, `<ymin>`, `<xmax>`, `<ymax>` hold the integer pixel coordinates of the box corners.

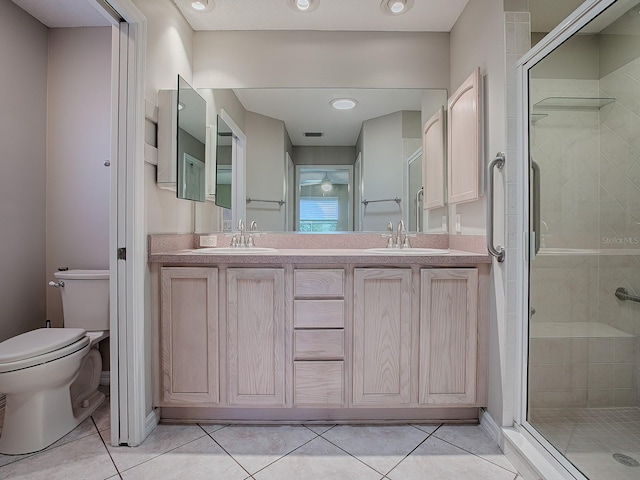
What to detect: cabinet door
<box><xmin>447</xmin><ymin>68</ymin><xmax>481</xmax><ymax>204</ymax></box>
<box><xmin>423</xmin><ymin>106</ymin><xmax>446</xmax><ymax>210</ymax></box>
<box><xmin>353</xmin><ymin>269</ymin><xmax>411</xmax><ymax>406</ymax></box>
<box><xmin>161</xmin><ymin>267</ymin><xmax>219</xmax><ymax>405</ymax></box>
<box><xmin>420</xmin><ymin>268</ymin><xmax>478</xmax><ymax>406</ymax></box>
<box><xmin>227</xmin><ymin>268</ymin><xmax>285</xmax><ymax>406</ymax></box>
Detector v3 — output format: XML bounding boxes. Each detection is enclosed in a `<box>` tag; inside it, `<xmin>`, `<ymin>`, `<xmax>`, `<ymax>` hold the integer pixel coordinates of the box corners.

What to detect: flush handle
<box><xmin>48</xmin><ymin>281</ymin><xmax>64</xmax><ymax>288</ymax></box>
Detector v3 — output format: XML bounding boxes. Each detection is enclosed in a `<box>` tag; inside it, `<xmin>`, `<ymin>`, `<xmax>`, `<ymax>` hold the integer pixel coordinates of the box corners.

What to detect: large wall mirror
<box><xmin>203</xmin><ymin>87</ymin><xmax>447</xmax><ymax>232</ymax></box>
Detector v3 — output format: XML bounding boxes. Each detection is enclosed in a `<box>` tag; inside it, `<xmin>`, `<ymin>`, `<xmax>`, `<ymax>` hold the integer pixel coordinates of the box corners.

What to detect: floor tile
<box><xmin>198</xmin><ymin>423</ymin><xmax>227</xmax><ymax>434</ymax></box>
<box><xmin>103</xmin><ymin>424</ymin><xmax>206</xmax><ymax>472</ymax></box>
<box><xmin>0</xmin><ymin>432</ymin><xmax>117</xmax><ymax>480</ymax></box>
<box><xmin>304</xmin><ymin>424</ymin><xmax>336</xmax><ymax>435</ymax></box>
<box><xmin>210</xmin><ymin>425</ymin><xmax>317</xmax><ymax>474</ymax></box>
<box><xmin>91</xmin><ymin>396</ymin><xmax>111</xmax><ymax>432</ymax></box>
<box><xmin>387</xmin><ymin>436</ymin><xmax>516</xmax><ymax>480</ymax></box>
<box><xmin>411</xmin><ymin>424</ymin><xmax>440</xmax><ymax>434</ymax></box>
<box><xmin>120</xmin><ymin>435</ymin><xmax>248</xmax><ymax>480</ymax></box>
<box><xmin>433</xmin><ymin>425</ymin><xmax>517</xmax><ymax>472</ymax></box>
<box><xmin>47</xmin><ymin>416</ymin><xmax>99</xmax><ymax>450</ymax></box>
<box><xmin>253</xmin><ymin>436</ymin><xmax>382</xmax><ymax>480</ymax></box>
<box><xmin>322</xmin><ymin>425</ymin><xmax>429</xmax><ymax>475</ymax></box>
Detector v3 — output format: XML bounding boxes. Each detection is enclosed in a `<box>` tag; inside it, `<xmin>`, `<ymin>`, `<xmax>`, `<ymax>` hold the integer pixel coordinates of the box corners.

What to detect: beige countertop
<box><xmin>149</xmin><ymin>247</ymin><xmax>491</xmax><ymax>265</ymax></box>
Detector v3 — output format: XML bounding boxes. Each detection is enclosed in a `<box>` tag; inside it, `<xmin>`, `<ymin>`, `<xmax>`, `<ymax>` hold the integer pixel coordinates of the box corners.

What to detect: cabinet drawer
<box><xmin>294</xmin><ymin>330</ymin><xmax>344</xmax><ymax>360</ymax></box>
<box><xmin>294</xmin><ymin>361</ymin><xmax>344</xmax><ymax>406</ymax></box>
<box><xmin>294</xmin><ymin>300</ymin><xmax>344</xmax><ymax>328</ymax></box>
<box><xmin>294</xmin><ymin>269</ymin><xmax>344</xmax><ymax>297</ymax></box>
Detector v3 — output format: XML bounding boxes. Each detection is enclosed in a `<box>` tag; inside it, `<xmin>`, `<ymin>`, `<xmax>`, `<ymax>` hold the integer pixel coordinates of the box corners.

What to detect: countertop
<box><xmin>149</xmin><ymin>248</ymin><xmax>492</xmax><ymax>265</ymax></box>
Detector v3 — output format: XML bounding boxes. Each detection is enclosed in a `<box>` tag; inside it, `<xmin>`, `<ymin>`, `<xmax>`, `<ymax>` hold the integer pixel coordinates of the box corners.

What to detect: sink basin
<box><xmin>364</xmin><ymin>248</ymin><xmax>449</xmax><ymax>255</ymax></box>
<box><xmin>190</xmin><ymin>247</ymin><xmax>278</xmax><ymax>254</ymax></box>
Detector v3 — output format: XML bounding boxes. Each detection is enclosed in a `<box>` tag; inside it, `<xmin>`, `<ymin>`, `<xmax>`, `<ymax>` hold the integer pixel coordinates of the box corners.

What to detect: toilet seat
<box><xmin>0</xmin><ymin>329</ymin><xmax>89</xmax><ymax>374</ymax></box>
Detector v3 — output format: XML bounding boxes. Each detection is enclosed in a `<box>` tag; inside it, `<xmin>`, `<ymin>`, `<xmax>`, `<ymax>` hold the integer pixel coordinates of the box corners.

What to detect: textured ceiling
<box><xmin>176</xmin><ymin>0</ymin><xmax>470</xmax><ymax>32</ymax></box>
<box><xmin>10</xmin><ymin>0</ymin><xmax>111</xmax><ymax>27</ymax></box>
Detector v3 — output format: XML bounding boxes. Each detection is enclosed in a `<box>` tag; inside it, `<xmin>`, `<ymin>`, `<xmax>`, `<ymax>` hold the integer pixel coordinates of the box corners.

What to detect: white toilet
<box><xmin>0</xmin><ymin>269</ymin><xmax>109</xmax><ymax>455</ymax></box>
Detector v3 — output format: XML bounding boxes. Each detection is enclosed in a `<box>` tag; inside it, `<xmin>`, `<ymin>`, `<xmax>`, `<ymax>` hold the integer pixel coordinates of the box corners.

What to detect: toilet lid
<box><xmin>0</xmin><ymin>328</ymin><xmax>86</xmax><ymax>364</ymax></box>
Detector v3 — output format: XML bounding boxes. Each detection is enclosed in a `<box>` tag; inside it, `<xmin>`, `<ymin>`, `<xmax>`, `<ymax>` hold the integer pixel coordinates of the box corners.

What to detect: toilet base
<box><xmin>0</xmin><ymin>347</ymin><xmax>105</xmax><ymax>455</ymax></box>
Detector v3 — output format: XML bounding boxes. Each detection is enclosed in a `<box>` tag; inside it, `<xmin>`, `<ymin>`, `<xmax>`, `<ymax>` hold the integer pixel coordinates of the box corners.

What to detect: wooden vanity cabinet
<box><xmin>419</xmin><ymin>268</ymin><xmax>479</xmax><ymax>406</ymax></box>
<box><xmin>160</xmin><ymin>267</ymin><xmax>219</xmax><ymax>405</ymax></box>
<box><xmin>227</xmin><ymin>268</ymin><xmax>286</xmax><ymax>406</ymax></box>
<box><xmin>292</xmin><ymin>268</ymin><xmax>346</xmax><ymax>407</ymax></box>
<box><xmin>353</xmin><ymin>268</ymin><xmax>412</xmax><ymax>407</ymax></box>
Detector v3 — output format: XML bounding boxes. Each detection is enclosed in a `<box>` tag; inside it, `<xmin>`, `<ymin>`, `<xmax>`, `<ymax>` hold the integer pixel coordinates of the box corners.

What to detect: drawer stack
<box><xmin>293</xmin><ymin>269</ymin><xmax>345</xmax><ymax>407</ymax></box>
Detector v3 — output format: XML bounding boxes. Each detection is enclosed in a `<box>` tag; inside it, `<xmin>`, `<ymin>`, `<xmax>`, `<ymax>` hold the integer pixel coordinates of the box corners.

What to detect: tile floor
<box><xmin>0</xmin><ymin>393</ymin><xmax>521</xmax><ymax>479</ymax></box>
<box><xmin>530</xmin><ymin>406</ymin><xmax>640</xmax><ymax>480</ymax></box>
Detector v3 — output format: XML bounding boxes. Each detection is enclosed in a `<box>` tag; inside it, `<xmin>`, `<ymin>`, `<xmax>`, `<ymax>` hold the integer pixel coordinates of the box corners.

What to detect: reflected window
<box><xmin>299</xmin><ymin>197</ymin><xmax>339</xmax><ymax>232</ymax></box>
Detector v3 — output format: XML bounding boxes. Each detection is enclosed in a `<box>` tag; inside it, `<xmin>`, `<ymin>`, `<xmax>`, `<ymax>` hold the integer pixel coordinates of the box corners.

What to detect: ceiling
<box><xmin>176</xmin><ymin>0</ymin><xmax>469</xmax><ymax>32</ymax></box>
<box><xmin>10</xmin><ymin>0</ymin><xmax>112</xmax><ymax>27</ymax></box>
<box><xmin>230</xmin><ymin>88</ymin><xmax>437</xmax><ymax>146</ymax></box>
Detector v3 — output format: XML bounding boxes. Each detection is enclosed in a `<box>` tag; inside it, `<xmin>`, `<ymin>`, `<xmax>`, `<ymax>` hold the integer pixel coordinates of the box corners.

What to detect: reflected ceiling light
<box><xmin>380</xmin><ymin>0</ymin><xmax>414</xmax><ymax>16</ymax></box>
<box><xmin>331</xmin><ymin>98</ymin><xmax>358</xmax><ymax>110</ymax></box>
<box><xmin>175</xmin><ymin>0</ymin><xmax>214</xmax><ymax>13</ymax></box>
<box><xmin>288</xmin><ymin>0</ymin><xmax>319</xmax><ymax>13</ymax></box>
<box><xmin>321</xmin><ymin>173</ymin><xmax>332</xmax><ymax>192</ymax></box>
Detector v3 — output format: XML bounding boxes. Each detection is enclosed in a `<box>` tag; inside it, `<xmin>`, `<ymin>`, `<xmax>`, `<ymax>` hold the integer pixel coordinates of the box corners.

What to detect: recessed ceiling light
<box><xmin>175</xmin><ymin>0</ymin><xmax>214</xmax><ymax>13</ymax></box>
<box><xmin>287</xmin><ymin>0</ymin><xmax>319</xmax><ymax>13</ymax></box>
<box><xmin>380</xmin><ymin>0</ymin><xmax>414</xmax><ymax>16</ymax></box>
<box><xmin>331</xmin><ymin>98</ymin><xmax>358</xmax><ymax>110</ymax></box>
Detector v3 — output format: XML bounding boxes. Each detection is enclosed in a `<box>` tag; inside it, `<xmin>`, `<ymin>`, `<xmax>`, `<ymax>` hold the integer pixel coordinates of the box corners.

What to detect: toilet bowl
<box><xmin>0</xmin><ymin>270</ymin><xmax>109</xmax><ymax>455</ymax></box>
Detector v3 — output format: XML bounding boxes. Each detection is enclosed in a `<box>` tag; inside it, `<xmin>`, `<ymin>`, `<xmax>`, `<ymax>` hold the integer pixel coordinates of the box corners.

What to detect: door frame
<box><xmin>514</xmin><ymin>0</ymin><xmax>619</xmax><ymax>477</ymax></box>
<box><xmin>94</xmin><ymin>0</ymin><xmax>151</xmax><ymax>447</ymax></box>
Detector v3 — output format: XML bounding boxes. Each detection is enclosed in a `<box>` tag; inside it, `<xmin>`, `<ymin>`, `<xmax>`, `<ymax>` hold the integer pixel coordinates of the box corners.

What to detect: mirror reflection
<box><xmin>204</xmin><ymin>87</ymin><xmax>447</xmax><ymax>232</ymax></box>
<box><xmin>215</xmin><ymin>116</ymin><xmax>232</xmax><ymax>209</ymax></box>
<box><xmin>176</xmin><ymin>76</ymin><xmax>206</xmax><ymax>202</ymax></box>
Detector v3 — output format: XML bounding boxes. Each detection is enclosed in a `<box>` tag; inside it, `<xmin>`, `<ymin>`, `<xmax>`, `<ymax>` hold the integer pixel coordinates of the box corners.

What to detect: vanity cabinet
<box><xmin>227</xmin><ymin>268</ymin><xmax>286</xmax><ymax>406</ymax></box>
<box><xmin>160</xmin><ymin>267</ymin><xmax>219</xmax><ymax>405</ymax></box>
<box><xmin>293</xmin><ymin>269</ymin><xmax>346</xmax><ymax>407</ymax></box>
<box><xmin>419</xmin><ymin>268</ymin><xmax>479</xmax><ymax>406</ymax></box>
<box><xmin>353</xmin><ymin>268</ymin><xmax>411</xmax><ymax>407</ymax></box>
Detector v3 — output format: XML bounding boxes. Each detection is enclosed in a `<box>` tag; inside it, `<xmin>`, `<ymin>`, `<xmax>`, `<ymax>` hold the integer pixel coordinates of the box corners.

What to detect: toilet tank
<box><xmin>53</xmin><ymin>270</ymin><xmax>109</xmax><ymax>331</ymax></box>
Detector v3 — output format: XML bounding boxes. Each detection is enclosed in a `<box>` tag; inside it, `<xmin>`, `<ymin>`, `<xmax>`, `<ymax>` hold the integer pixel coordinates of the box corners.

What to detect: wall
<box><xmin>45</xmin><ymin>27</ymin><xmax>113</xmax><ymax>326</ymax></box>
<box><xmin>135</xmin><ymin>0</ymin><xmax>196</xmax><ymax>236</ymax></box>
<box><xmin>449</xmin><ymin>0</ymin><xmax>512</xmax><ymax>427</ymax></box>
<box><xmin>134</xmin><ymin>0</ymin><xmax>197</xmax><ymax>418</ymax></box>
<box><xmin>360</xmin><ymin>112</ymin><xmax>404</xmax><ymax>231</ymax></box>
<box><xmin>0</xmin><ymin>1</ymin><xmax>48</xmax><ymax>341</ymax></box>
<box><xmin>293</xmin><ymin>146</ymin><xmax>356</xmax><ymax>166</ymax></box>
<box><xmin>193</xmin><ymin>31</ymin><xmax>450</xmax><ymax>89</ymax></box>
<box><xmin>245</xmin><ymin>112</ymin><xmax>287</xmax><ymax>231</ymax></box>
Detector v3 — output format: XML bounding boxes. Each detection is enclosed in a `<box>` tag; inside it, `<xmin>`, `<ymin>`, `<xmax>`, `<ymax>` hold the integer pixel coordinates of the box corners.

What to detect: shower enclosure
<box><xmin>522</xmin><ymin>1</ymin><xmax>640</xmax><ymax>478</ymax></box>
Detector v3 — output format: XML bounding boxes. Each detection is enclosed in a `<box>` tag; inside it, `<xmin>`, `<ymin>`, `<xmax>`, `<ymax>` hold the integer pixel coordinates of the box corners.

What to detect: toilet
<box><xmin>0</xmin><ymin>270</ymin><xmax>109</xmax><ymax>455</ymax></box>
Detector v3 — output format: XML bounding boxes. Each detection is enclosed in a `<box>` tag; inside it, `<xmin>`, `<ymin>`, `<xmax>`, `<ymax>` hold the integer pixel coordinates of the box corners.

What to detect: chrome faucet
<box><xmin>396</xmin><ymin>220</ymin><xmax>405</xmax><ymax>248</ymax></box>
<box><xmin>247</xmin><ymin>221</ymin><xmax>258</xmax><ymax>247</ymax></box>
<box><xmin>238</xmin><ymin>219</ymin><xmax>246</xmax><ymax>247</ymax></box>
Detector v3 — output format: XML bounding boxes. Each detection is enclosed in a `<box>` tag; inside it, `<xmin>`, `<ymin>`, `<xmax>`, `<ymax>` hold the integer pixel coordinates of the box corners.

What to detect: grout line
<box><xmin>249</xmin><ymin>431</ymin><xmax>320</xmax><ymax>477</ymax></box>
<box><xmin>384</xmin><ymin>424</ymin><xmax>442</xmax><ymax>478</ymax></box>
<box><xmin>200</xmin><ymin>424</ymin><xmax>254</xmax><ymax>478</ymax></box>
<box><xmin>429</xmin><ymin>432</ymin><xmax>518</xmax><ymax>475</ymax></box>
<box><xmin>94</xmin><ymin>417</ymin><xmax>123</xmax><ymax>479</ymax></box>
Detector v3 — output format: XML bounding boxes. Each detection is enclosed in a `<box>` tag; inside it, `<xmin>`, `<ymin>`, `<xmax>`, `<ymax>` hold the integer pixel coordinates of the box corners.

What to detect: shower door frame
<box><xmin>515</xmin><ymin>0</ymin><xmax>620</xmax><ymax>478</ymax></box>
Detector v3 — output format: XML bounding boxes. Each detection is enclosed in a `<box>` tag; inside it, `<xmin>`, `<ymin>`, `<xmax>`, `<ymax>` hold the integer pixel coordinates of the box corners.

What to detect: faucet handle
<box><xmin>380</xmin><ymin>233</ymin><xmax>394</xmax><ymax>248</ymax></box>
<box><xmin>402</xmin><ymin>234</ymin><xmax>416</xmax><ymax>249</ymax></box>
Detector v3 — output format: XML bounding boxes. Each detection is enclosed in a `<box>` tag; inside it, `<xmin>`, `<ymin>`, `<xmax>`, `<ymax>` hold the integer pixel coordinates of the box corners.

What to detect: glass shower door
<box><xmin>526</xmin><ymin>1</ymin><xmax>640</xmax><ymax>478</ymax></box>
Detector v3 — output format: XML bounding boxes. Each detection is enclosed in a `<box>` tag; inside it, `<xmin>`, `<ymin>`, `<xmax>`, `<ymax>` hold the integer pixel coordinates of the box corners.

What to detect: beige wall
<box><xmin>450</xmin><ymin>0</ymin><xmax>510</xmax><ymax>426</ymax></box>
<box><xmin>193</xmin><ymin>31</ymin><xmax>450</xmax><ymax>89</ymax></box>
<box><xmin>0</xmin><ymin>0</ymin><xmax>48</xmax><ymax>341</ymax></box>
<box><xmin>45</xmin><ymin>27</ymin><xmax>113</xmax><ymax>327</ymax></box>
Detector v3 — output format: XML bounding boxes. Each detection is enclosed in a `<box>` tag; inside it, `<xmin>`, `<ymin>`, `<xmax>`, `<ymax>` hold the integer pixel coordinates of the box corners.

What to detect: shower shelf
<box><xmin>532</xmin><ymin>96</ymin><xmax>615</xmax><ymax>112</ymax></box>
<box><xmin>530</xmin><ymin>113</ymin><xmax>548</xmax><ymax>123</ymax></box>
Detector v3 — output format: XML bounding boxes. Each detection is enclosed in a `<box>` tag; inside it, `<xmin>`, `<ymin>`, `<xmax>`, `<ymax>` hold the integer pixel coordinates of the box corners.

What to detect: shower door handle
<box><xmin>531</xmin><ymin>160</ymin><xmax>541</xmax><ymax>255</ymax></box>
<box><xmin>487</xmin><ymin>152</ymin><xmax>506</xmax><ymax>262</ymax></box>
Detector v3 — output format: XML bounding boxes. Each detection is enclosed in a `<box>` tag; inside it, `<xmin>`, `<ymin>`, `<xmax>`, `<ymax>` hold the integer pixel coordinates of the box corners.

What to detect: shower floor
<box><xmin>529</xmin><ymin>407</ymin><xmax>640</xmax><ymax>479</ymax></box>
